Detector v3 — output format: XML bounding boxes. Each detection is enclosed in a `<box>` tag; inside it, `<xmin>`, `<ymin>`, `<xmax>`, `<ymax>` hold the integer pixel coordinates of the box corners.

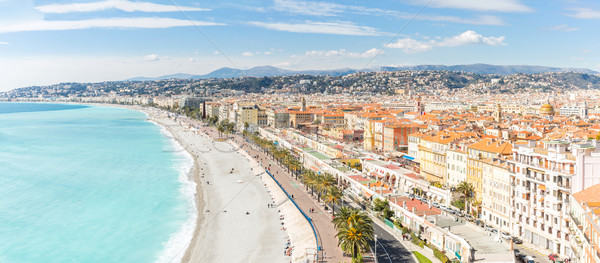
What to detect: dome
<box><xmin>539</xmin><ymin>102</ymin><xmax>555</xmax><ymax>116</ymax></box>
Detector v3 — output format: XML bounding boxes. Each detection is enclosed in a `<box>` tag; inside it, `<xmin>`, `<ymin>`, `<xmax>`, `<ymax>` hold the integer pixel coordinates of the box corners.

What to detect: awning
<box><xmin>539</xmin><ymin>198</ymin><xmax>544</xmax><ymax>202</ymax></box>
<box><xmin>364</xmin><ymin>191</ymin><xmax>374</xmax><ymax>198</ymax></box>
<box><xmin>403</xmin><ymin>155</ymin><xmax>415</xmax><ymax>161</ymax></box>
<box><xmin>538</xmin><ymin>185</ymin><xmax>546</xmax><ymax>191</ymax></box>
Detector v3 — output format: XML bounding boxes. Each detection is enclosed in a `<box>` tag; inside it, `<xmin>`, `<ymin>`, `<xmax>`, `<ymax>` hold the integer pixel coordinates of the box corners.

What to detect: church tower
<box><xmin>301</xmin><ymin>97</ymin><xmax>306</xmax><ymax>112</ymax></box>
<box><xmin>494</xmin><ymin>103</ymin><xmax>502</xmax><ymax>122</ymax></box>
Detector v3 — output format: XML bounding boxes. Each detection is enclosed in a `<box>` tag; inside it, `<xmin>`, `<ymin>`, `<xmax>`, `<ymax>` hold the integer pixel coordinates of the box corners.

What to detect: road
<box><xmin>373</xmin><ymin>222</ymin><xmax>415</xmax><ymax>263</ymax></box>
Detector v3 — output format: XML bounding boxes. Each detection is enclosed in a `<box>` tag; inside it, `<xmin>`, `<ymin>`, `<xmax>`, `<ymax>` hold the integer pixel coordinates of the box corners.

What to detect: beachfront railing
<box><xmin>265</xmin><ymin>169</ymin><xmax>320</xmax><ymax>262</ymax></box>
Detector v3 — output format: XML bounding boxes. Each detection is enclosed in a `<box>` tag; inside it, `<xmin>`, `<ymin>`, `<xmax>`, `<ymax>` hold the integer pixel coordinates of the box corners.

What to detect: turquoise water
<box><xmin>0</xmin><ymin>103</ymin><xmax>195</xmax><ymax>263</ymax></box>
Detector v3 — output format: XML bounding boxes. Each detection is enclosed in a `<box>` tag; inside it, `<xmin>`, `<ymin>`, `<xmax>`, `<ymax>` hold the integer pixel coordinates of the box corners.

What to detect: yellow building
<box><xmin>466</xmin><ymin>138</ymin><xmax>513</xmax><ymax>201</ymax></box>
<box><xmin>363</xmin><ymin>113</ymin><xmax>385</xmax><ymax>151</ymax></box>
<box><xmin>418</xmin><ymin>132</ymin><xmax>473</xmax><ymax>185</ymax></box>
<box><xmin>289</xmin><ymin>110</ymin><xmax>313</xmax><ymax>128</ymax></box>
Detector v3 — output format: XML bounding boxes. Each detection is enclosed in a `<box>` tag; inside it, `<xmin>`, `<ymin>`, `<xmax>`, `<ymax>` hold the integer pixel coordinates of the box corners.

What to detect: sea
<box><xmin>0</xmin><ymin>103</ymin><xmax>196</xmax><ymax>263</ymax></box>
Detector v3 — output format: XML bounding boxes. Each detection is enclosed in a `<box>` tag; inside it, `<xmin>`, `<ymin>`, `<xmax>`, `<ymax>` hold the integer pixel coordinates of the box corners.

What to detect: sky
<box><xmin>0</xmin><ymin>0</ymin><xmax>599</xmax><ymax>91</ymax></box>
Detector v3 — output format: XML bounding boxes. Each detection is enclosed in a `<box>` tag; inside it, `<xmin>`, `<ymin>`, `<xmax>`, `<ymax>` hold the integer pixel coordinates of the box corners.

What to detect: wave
<box><xmin>150</xmin><ymin>120</ymin><xmax>197</xmax><ymax>263</ymax></box>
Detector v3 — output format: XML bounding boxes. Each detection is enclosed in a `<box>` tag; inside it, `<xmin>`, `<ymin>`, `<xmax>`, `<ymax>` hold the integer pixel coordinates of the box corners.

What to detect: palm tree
<box><xmin>315</xmin><ymin>173</ymin><xmax>336</xmax><ymax>202</ymax></box>
<box><xmin>301</xmin><ymin>171</ymin><xmax>318</xmax><ymax>194</ymax></box>
<box><xmin>217</xmin><ymin>124</ymin><xmax>225</xmax><ymax>137</ymax></box>
<box><xmin>333</xmin><ymin>207</ymin><xmax>374</xmax><ymax>262</ymax></box>
<box><xmin>323</xmin><ymin>186</ymin><xmax>343</xmax><ymax>215</ymax></box>
<box><xmin>456</xmin><ymin>181</ymin><xmax>475</xmax><ymax>215</ymax></box>
<box><xmin>372</xmin><ymin>198</ymin><xmax>389</xmax><ymax>215</ymax></box>
<box><xmin>288</xmin><ymin>159</ymin><xmax>301</xmax><ymax>178</ymax></box>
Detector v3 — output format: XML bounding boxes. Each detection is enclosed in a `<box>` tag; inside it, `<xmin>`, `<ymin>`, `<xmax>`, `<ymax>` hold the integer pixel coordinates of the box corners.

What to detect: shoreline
<box><xmin>34</xmin><ymin>102</ymin><xmax>302</xmax><ymax>262</ymax></box>
<box><xmin>131</xmin><ymin>106</ymin><xmax>207</xmax><ymax>263</ymax></box>
<box><xmin>139</xmin><ymin>106</ymin><xmax>290</xmax><ymax>263</ymax></box>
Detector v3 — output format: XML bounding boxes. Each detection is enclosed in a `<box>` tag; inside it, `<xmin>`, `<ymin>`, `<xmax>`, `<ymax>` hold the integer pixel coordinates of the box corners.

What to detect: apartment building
<box><xmin>568</xmin><ymin>183</ymin><xmax>600</xmax><ymax>263</ymax></box>
<box><xmin>481</xmin><ymin>158</ymin><xmax>513</xmax><ymax>233</ymax></box>
<box><xmin>446</xmin><ymin>148</ymin><xmax>467</xmax><ymax>187</ymax></box>
<box><xmin>419</xmin><ymin>132</ymin><xmax>473</xmax><ymax>185</ymax></box>
<box><xmin>383</xmin><ymin>123</ymin><xmax>418</xmax><ymax>152</ymax></box>
<box><xmin>466</xmin><ymin>138</ymin><xmax>513</xmax><ymax>201</ymax></box>
<box><xmin>267</xmin><ymin>108</ymin><xmax>289</xmax><ymax>129</ymax></box>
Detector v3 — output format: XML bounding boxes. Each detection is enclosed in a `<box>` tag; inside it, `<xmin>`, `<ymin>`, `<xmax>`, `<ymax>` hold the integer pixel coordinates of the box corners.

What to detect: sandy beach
<box><xmin>140</xmin><ymin>107</ymin><xmax>295</xmax><ymax>263</ymax></box>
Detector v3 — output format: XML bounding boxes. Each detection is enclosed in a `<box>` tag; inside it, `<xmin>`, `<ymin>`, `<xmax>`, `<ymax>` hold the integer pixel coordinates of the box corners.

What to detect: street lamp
<box><xmin>374</xmin><ymin>234</ymin><xmax>378</xmax><ymax>263</ymax></box>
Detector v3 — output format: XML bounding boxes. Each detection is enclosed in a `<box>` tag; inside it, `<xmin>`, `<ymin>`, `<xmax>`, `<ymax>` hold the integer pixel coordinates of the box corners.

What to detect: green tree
<box><xmin>323</xmin><ymin>186</ymin><xmax>343</xmax><ymax>215</ymax></box>
<box><xmin>456</xmin><ymin>181</ymin><xmax>475</xmax><ymax>215</ymax></box>
<box><xmin>315</xmin><ymin>173</ymin><xmax>336</xmax><ymax>202</ymax></box>
<box><xmin>301</xmin><ymin>171</ymin><xmax>318</xmax><ymax>194</ymax></box>
<box><xmin>217</xmin><ymin>124</ymin><xmax>225</xmax><ymax>137</ymax></box>
<box><xmin>372</xmin><ymin>198</ymin><xmax>389</xmax><ymax>213</ymax></box>
<box><xmin>333</xmin><ymin>207</ymin><xmax>374</xmax><ymax>262</ymax></box>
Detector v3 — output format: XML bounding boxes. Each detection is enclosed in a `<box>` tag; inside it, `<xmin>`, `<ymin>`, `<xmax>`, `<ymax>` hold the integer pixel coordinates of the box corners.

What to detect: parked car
<box><xmin>501</xmin><ymin>232</ymin><xmax>511</xmax><ymax>240</ymax></box>
<box><xmin>432</xmin><ymin>202</ymin><xmax>440</xmax><ymax>208</ymax></box>
<box><xmin>514</xmin><ymin>249</ymin><xmax>522</xmax><ymax>257</ymax></box>
<box><xmin>549</xmin><ymin>253</ymin><xmax>560</xmax><ymax>261</ymax></box>
<box><xmin>525</xmin><ymin>256</ymin><xmax>535</xmax><ymax>263</ymax></box>
<box><xmin>512</xmin><ymin>237</ymin><xmax>523</xmax><ymax>244</ymax></box>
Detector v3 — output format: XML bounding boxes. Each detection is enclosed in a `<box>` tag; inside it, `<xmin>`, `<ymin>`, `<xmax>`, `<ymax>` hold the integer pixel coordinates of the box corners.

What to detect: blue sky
<box><xmin>0</xmin><ymin>0</ymin><xmax>599</xmax><ymax>91</ymax></box>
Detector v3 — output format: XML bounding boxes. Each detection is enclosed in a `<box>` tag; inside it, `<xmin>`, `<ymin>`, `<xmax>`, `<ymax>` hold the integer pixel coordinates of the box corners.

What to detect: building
<box><xmin>382</xmin><ymin>123</ymin><xmax>418</xmax><ymax>152</ymax></box>
<box><xmin>235</xmin><ymin>102</ymin><xmax>267</xmax><ymax>132</ymax></box>
<box><xmin>419</xmin><ymin>132</ymin><xmax>473</xmax><ymax>185</ymax></box>
<box><xmin>539</xmin><ymin>101</ymin><xmax>555</xmax><ymax>116</ymax></box>
<box><xmin>568</xmin><ymin>183</ymin><xmax>600</xmax><ymax>263</ymax></box>
<box><xmin>289</xmin><ymin>110</ymin><xmax>313</xmax><ymax>128</ymax></box>
<box><xmin>481</xmin><ymin>158</ymin><xmax>513</xmax><ymax>233</ymax></box>
<box><xmin>507</xmin><ymin>140</ymin><xmax>576</xmax><ymax>256</ymax></box>
<box><xmin>446</xmin><ymin>147</ymin><xmax>467</xmax><ymax>187</ymax></box>
<box><xmin>267</xmin><ymin>108</ymin><xmax>290</xmax><ymax>129</ymax></box>
<box><xmin>466</xmin><ymin>138</ymin><xmax>513</xmax><ymax>201</ymax></box>
<box><xmin>560</xmin><ymin>103</ymin><xmax>588</xmax><ymax>118</ymax></box>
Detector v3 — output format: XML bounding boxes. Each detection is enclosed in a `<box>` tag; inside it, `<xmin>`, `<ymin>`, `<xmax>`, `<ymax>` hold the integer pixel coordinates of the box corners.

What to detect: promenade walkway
<box><xmin>189</xmin><ymin>121</ymin><xmax>349</xmax><ymax>262</ymax></box>
<box><xmin>233</xmin><ymin>135</ymin><xmax>350</xmax><ymax>263</ymax></box>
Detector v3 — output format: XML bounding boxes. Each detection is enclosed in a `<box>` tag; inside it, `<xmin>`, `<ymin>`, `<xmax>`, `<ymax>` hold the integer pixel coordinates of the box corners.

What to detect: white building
<box><xmin>481</xmin><ymin>158</ymin><xmax>513</xmax><ymax>233</ymax></box>
<box><xmin>559</xmin><ymin>105</ymin><xmax>588</xmax><ymax>118</ymax></box>
<box><xmin>446</xmin><ymin>148</ymin><xmax>467</xmax><ymax>187</ymax></box>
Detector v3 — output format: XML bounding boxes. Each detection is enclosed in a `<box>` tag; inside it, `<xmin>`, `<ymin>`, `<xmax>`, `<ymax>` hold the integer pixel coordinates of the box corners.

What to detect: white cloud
<box><xmin>144</xmin><ymin>54</ymin><xmax>159</xmax><ymax>61</ymax></box>
<box><xmin>412</xmin><ymin>0</ymin><xmax>532</xmax><ymax>12</ymax></box>
<box><xmin>35</xmin><ymin>0</ymin><xmax>209</xmax><ymax>13</ymax></box>
<box><xmin>0</xmin><ymin>17</ymin><xmax>224</xmax><ymax>34</ymax></box>
<box><xmin>568</xmin><ymin>8</ymin><xmax>600</xmax><ymax>19</ymax></box>
<box><xmin>242</xmin><ymin>52</ymin><xmax>254</xmax><ymax>56</ymax></box>
<box><xmin>387</xmin><ymin>30</ymin><xmax>505</xmax><ymax>53</ymax></box>
<box><xmin>0</xmin><ymin>41</ymin><xmax>8</xmax><ymax>45</ymax></box>
<box><xmin>188</xmin><ymin>58</ymin><xmax>196</xmax><ymax>62</ymax></box>
<box><xmin>263</xmin><ymin>51</ymin><xmax>272</xmax><ymax>55</ymax></box>
<box><xmin>248</xmin><ymin>21</ymin><xmax>390</xmax><ymax>36</ymax></box>
<box><xmin>544</xmin><ymin>25</ymin><xmax>579</xmax><ymax>32</ymax></box>
<box><xmin>438</xmin><ymin>30</ymin><xmax>505</xmax><ymax>47</ymax></box>
<box><xmin>387</xmin><ymin>38</ymin><xmax>434</xmax><ymax>53</ymax></box>
<box><xmin>213</xmin><ymin>51</ymin><xmax>221</xmax><ymax>55</ymax></box>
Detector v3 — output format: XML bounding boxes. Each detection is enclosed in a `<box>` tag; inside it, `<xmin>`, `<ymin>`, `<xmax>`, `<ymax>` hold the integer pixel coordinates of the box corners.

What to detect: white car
<box><xmin>500</xmin><ymin>232</ymin><xmax>511</xmax><ymax>240</ymax></box>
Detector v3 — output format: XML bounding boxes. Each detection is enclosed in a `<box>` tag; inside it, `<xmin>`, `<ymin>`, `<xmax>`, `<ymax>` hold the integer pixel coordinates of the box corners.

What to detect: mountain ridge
<box><xmin>126</xmin><ymin>64</ymin><xmax>598</xmax><ymax>81</ymax></box>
